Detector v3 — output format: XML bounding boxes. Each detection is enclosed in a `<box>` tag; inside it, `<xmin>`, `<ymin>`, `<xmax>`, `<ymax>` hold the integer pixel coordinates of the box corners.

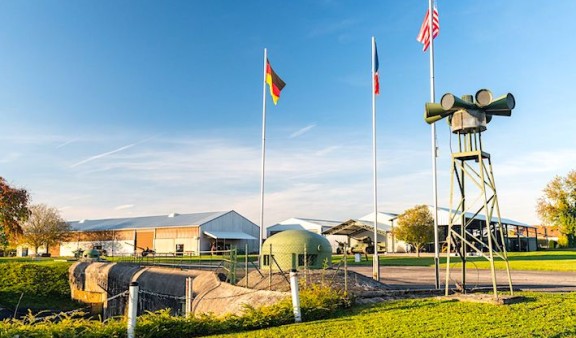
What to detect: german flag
<box><xmin>265</xmin><ymin>59</ymin><xmax>286</xmax><ymax>105</ymax></box>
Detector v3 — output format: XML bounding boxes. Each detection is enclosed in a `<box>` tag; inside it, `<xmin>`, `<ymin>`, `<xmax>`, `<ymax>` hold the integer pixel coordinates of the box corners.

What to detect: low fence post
<box><xmin>344</xmin><ymin>245</ymin><xmax>348</xmax><ymax>296</ymax></box>
<box><xmin>289</xmin><ymin>269</ymin><xmax>302</xmax><ymax>323</ymax></box>
<box><xmin>245</xmin><ymin>243</ymin><xmax>249</xmax><ymax>288</ymax></box>
<box><xmin>127</xmin><ymin>282</ymin><xmax>139</xmax><ymax>338</ymax></box>
<box><xmin>185</xmin><ymin>277</ymin><xmax>193</xmax><ymax>317</ymax></box>
<box><xmin>303</xmin><ymin>245</ymin><xmax>308</xmax><ymax>286</ymax></box>
<box><xmin>268</xmin><ymin>244</ymin><xmax>273</xmax><ymax>290</ymax></box>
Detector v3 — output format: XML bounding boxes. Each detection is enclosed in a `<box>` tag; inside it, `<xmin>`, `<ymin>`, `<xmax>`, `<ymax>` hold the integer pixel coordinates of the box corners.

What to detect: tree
<box><xmin>394</xmin><ymin>204</ymin><xmax>434</xmax><ymax>257</ymax></box>
<box><xmin>19</xmin><ymin>204</ymin><xmax>70</xmax><ymax>256</ymax></box>
<box><xmin>537</xmin><ymin>170</ymin><xmax>576</xmax><ymax>247</ymax></box>
<box><xmin>0</xmin><ymin>177</ymin><xmax>31</xmax><ymax>241</ymax></box>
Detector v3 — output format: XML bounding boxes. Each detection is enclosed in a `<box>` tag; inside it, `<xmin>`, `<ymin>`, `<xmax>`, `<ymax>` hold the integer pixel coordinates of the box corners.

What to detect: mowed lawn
<box><xmin>211</xmin><ymin>292</ymin><xmax>576</xmax><ymax>338</ymax></box>
<box><xmin>335</xmin><ymin>250</ymin><xmax>576</xmax><ymax>272</ymax></box>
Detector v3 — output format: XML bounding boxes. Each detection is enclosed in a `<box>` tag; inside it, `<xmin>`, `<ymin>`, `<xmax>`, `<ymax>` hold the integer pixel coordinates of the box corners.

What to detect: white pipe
<box><xmin>185</xmin><ymin>277</ymin><xmax>193</xmax><ymax>317</ymax></box>
<box><xmin>289</xmin><ymin>269</ymin><xmax>302</xmax><ymax>323</ymax></box>
<box><xmin>127</xmin><ymin>282</ymin><xmax>139</xmax><ymax>338</ymax></box>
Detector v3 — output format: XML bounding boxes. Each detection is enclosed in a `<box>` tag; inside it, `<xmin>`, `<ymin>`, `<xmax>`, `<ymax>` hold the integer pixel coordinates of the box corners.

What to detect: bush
<box><xmin>558</xmin><ymin>235</ymin><xmax>569</xmax><ymax>248</ymax></box>
<box><xmin>0</xmin><ymin>283</ymin><xmax>351</xmax><ymax>337</ymax></box>
<box><xmin>548</xmin><ymin>239</ymin><xmax>558</xmax><ymax>249</ymax></box>
<box><xmin>0</xmin><ymin>262</ymin><xmax>70</xmax><ymax>297</ymax></box>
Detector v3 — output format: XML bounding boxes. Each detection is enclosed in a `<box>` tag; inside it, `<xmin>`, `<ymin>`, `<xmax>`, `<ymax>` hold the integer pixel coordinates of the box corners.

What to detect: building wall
<box><xmin>384</xmin><ymin>233</ymin><xmax>407</xmax><ymax>253</ymax></box>
<box><xmin>154</xmin><ymin>226</ymin><xmax>199</xmax><ymax>254</ymax></box>
<box><xmin>59</xmin><ymin>211</ymin><xmax>258</xmax><ymax>256</ymax></box>
<box><xmin>59</xmin><ymin>240</ymin><xmax>135</xmax><ymax>256</ymax></box>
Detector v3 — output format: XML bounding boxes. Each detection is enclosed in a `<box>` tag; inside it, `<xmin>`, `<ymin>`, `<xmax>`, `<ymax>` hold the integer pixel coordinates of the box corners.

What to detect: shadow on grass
<box><xmin>506</xmin><ymin>254</ymin><xmax>576</xmax><ymax>262</ymax></box>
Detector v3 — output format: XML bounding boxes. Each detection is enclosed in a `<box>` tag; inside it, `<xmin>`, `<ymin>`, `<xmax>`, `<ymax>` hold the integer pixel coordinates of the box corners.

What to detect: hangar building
<box><xmin>55</xmin><ymin>210</ymin><xmax>259</xmax><ymax>256</ymax></box>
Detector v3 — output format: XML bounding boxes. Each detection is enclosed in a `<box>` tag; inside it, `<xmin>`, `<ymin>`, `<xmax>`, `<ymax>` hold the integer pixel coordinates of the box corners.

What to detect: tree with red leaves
<box><xmin>0</xmin><ymin>177</ymin><xmax>31</xmax><ymax>243</ymax></box>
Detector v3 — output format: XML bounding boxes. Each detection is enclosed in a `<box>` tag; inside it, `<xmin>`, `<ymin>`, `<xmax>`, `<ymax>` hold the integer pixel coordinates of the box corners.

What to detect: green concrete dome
<box><xmin>261</xmin><ymin>230</ymin><xmax>332</xmax><ymax>270</ymax></box>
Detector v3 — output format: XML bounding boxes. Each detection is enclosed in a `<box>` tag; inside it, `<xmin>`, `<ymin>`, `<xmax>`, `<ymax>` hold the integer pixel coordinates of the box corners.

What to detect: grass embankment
<box><xmin>335</xmin><ymin>250</ymin><xmax>576</xmax><ymax>272</ymax></box>
<box><xmin>212</xmin><ymin>292</ymin><xmax>576</xmax><ymax>338</ymax></box>
<box><xmin>0</xmin><ymin>260</ymin><xmax>80</xmax><ymax>312</ymax></box>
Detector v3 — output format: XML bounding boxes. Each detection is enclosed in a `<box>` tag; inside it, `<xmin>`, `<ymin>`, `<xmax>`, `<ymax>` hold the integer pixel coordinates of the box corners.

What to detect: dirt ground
<box><xmin>238</xmin><ymin>268</ymin><xmax>387</xmax><ymax>292</ymax></box>
<box><xmin>235</xmin><ymin>268</ymin><xmax>442</xmax><ymax>304</ymax></box>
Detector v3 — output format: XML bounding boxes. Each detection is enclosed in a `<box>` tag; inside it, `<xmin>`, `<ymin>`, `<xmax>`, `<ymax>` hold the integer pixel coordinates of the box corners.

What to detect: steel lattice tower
<box><xmin>425</xmin><ymin>89</ymin><xmax>516</xmax><ymax>299</ymax></box>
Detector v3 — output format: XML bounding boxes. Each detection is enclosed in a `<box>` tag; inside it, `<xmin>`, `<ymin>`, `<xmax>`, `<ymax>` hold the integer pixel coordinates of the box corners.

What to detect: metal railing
<box><xmin>110</xmin><ymin>248</ymin><xmax>241</xmax><ymax>283</ymax></box>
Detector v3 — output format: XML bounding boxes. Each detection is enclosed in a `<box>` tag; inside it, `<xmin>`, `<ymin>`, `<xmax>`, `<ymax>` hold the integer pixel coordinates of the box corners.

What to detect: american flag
<box><xmin>416</xmin><ymin>5</ymin><xmax>439</xmax><ymax>52</ymax></box>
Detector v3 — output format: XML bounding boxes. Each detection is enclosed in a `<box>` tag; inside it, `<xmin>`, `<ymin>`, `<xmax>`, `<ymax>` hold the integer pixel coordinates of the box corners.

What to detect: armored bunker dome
<box><xmin>261</xmin><ymin>230</ymin><xmax>332</xmax><ymax>271</ymax></box>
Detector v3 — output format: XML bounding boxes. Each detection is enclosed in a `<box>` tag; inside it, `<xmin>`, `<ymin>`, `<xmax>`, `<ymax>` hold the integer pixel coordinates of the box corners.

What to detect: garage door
<box><xmin>136</xmin><ymin>230</ymin><xmax>154</xmax><ymax>251</ymax></box>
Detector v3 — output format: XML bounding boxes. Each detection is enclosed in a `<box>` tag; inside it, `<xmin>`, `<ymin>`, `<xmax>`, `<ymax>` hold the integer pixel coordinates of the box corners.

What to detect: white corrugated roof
<box><xmin>431</xmin><ymin>206</ymin><xmax>532</xmax><ymax>227</ymax></box>
<box><xmin>68</xmin><ymin>211</ymin><xmax>232</xmax><ymax>232</ymax></box>
<box><xmin>204</xmin><ymin>231</ymin><xmax>256</xmax><ymax>240</ymax></box>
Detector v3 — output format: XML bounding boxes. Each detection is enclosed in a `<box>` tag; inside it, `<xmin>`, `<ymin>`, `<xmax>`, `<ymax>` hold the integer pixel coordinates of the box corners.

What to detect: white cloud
<box><xmin>115</xmin><ymin>204</ymin><xmax>135</xmax><ymax>210</ymax></box>
<box><xmin>7</xmin><ymin>126</ymin><xmax>561</xmax><ymax>227</ymax></box>
<box><xmin>70</xmin><ymin>143</ymin><xmax>139</xmax><ymax>168</ymax></box>
<box><xmin>289</xmin><ymin>124</ymin><xmax>316</xmax><ymax>138</ymax></box>
<box><xmin>56</xmin><ymin>139</ymin><xmax>77</xmax><ymax>149</ymax></box>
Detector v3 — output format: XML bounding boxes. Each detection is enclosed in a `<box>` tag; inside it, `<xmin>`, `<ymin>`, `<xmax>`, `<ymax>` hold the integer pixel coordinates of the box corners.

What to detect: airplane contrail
<box><xmin>71</xmin><ymin>143</ymin><xmax>136</xmax><ymax>168</ymax></box>
<box><xmin>70</xmin><ymin>135</ymin><xmax>159</xmax><ymax>168</ymax></box>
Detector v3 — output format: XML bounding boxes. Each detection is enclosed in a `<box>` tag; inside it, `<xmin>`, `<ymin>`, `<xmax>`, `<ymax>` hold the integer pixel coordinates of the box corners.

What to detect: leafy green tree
<box><xmin>537</xmin><ymin>170</ymin><xmax>576</xmax><ymax>247</ymax></box>
<box><xmin>0</xmin><ymin>177</ymin><xmax>30</xmax><ymax>242</ymax></box>
<box><xmin>19</xmin><ymin>204</ymin><xmax>70</xmax><ymax>255</ymax></box>
<box><xmin>394</xmin><ymin>204</ymin><xmax>434</xmax><ymax>257</ymax></box>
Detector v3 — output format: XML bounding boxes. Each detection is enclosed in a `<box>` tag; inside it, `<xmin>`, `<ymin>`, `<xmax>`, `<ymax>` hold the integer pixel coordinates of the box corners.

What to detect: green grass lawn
<box><xmin>333</xmin><ymin>250</ymin><xmax>576</xmax><ymax>272</ymax></box>
<box><xmin>0</xmin><ymin>257</ymin><xmax>70</xmax><ymax>265</ymax></box>
<box><xmin>210</xmin><ymin>292</ymin><xmax>576</xmax><ymax>338</ymax></box>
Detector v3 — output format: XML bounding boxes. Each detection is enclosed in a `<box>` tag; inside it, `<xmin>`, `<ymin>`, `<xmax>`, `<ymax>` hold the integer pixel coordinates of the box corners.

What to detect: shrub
<box><xmin>0</xmin><ymin>283</ymin><xmax>351</xmax><ymax>337</ymax></box>
<box><xmin>548</xmin><ymin>239</ymin><xmax>558</xmax><ymax>249</ymax></box>
<box><xmin>0</xmin><ymin>262</ymin><xmax>70</xmax><ymax>297</ymax></box>
<box><xmin>558</xmin><ymin>235</ymin><xmax>569</xmax><ymax>248</ymax></box>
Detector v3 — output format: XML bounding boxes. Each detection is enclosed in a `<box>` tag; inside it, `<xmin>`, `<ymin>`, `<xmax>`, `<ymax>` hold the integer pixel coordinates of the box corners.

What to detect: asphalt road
<box><xmin>348</xmin><ymin>265</ymin><xmax>576</xmax><ymax>292</ymax></box>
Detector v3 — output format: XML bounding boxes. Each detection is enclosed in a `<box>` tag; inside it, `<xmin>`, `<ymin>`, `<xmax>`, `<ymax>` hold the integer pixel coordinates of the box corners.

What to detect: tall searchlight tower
<box><xmin>425</xmin><ymin>89</ymin><xmax>515</xmax><ymax>299</ymax></box>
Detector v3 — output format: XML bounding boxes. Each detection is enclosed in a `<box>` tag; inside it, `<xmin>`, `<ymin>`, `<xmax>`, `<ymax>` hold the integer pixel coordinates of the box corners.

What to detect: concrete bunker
<box><xmin>261</xmin><ymin>229</ymin><xmax>332</xmax><ymax>271</ymax></box>
<box><xmin>69</xmin><ymin>262</ymin><xmax>287</xmax><ymax>319</ymax></box>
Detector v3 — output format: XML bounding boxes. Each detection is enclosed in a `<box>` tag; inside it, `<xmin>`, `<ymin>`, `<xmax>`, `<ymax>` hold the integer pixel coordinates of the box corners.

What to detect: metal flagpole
<box><xmin>371</xmin><ymin>36</ymin><xmax>380</xmax><ymax>281</ymax></box>
<box><xmin>259</xmin><ymin>48</ymin><xmax>268</xmax><ymax>257</ymax></box>
<box><xmin>428</xmin><ymin>0</ymin><xmax>440</xmax><ymax>289</ymax></box>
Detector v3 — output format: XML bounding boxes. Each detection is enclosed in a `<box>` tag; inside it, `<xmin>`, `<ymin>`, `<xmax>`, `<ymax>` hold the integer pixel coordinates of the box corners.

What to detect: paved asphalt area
<box><xmin>348</xmin><ymin>265</ymin><xmax>576</xmax><ymax>292</ymax></box>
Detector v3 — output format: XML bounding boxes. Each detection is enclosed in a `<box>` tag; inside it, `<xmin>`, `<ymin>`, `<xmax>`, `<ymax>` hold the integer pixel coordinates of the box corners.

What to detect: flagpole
<box><xmin>259</xmin><ymin>48</ymin><xmax>268</xmax><ymax>257</ymax></box>
<box><xmin>428</xmin><ymin>0</ymin><xmax>440</xmax><ymax>290</ymax></box>
<box><xmin>371</xmin><ymin>36</ymin><xmax>380</xmax><ymax>281</ymax></box>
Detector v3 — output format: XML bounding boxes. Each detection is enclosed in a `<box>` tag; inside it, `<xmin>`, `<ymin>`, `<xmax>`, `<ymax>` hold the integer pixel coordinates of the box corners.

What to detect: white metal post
<box><xmin>127</xmin><ymin>282</ymin><xmax>139</xmax><ymax>338</ymax></box>
<box><xmin>371</xmin><ymin>36</ymin><xmax>380</xmax><ymax>281</ymax></box>
<box><xmin>428</xmin><ymin>0</ymin><xmax>440</xmax><ymax>290</ymax></box>
<box><xmin>289</xmin><ymin>269</ymin><xmax>302</xmax><ymax>323</ymax></box>
<box><xmin>185</xmin><ymin>277</ymin><xmax>193</xmax><ymax>317</ymax></box>
<box><xmin>259</xmin><ymin>48</ymin><xmax>268</xmax><ymax>258</ymax></box>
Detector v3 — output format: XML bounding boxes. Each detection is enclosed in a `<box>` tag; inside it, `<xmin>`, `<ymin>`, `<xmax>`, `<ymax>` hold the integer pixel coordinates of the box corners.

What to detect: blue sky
<box><xmin>0</xmin><ymin>1</ymin><xmax>574</xmax><ymax>226</ymax></box>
